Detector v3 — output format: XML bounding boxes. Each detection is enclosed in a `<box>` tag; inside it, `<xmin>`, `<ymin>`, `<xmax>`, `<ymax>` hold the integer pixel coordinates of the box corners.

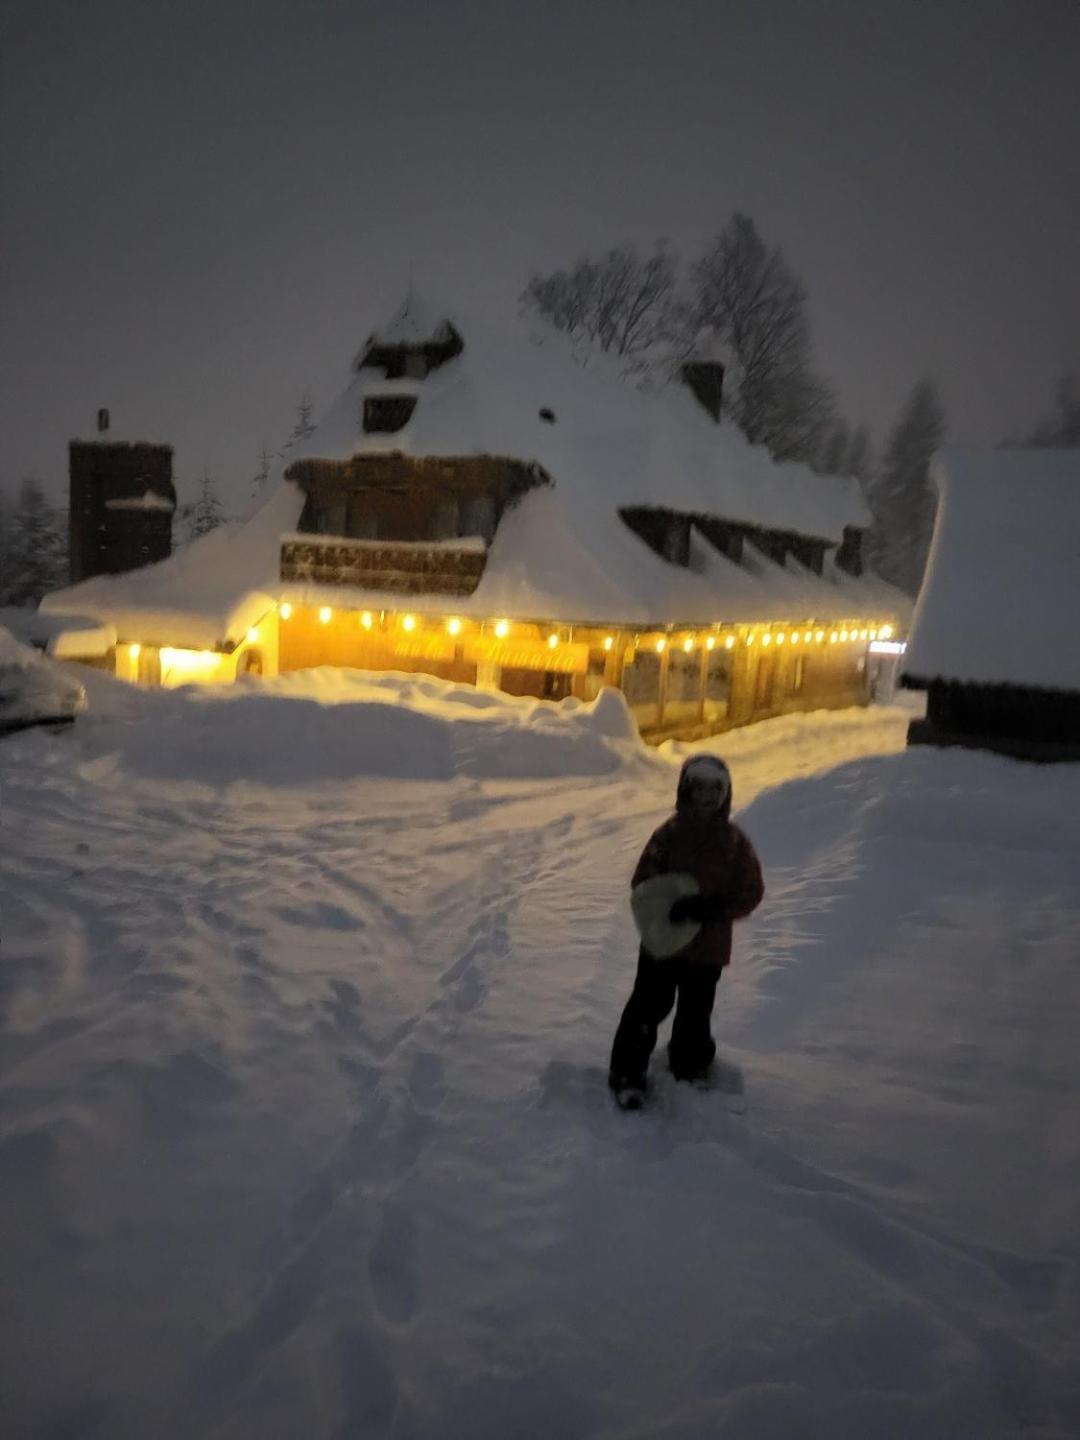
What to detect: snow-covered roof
<box><xmin>356</xmin><ymin>292</ymin><xmax>462</xmax><ymax>358</ymax></box>
<box><xmin>40</xmin><ymin>299</ymin><xmax>901</xmax><ymax>646</ymax></box>
<box><xmin>901</xmin><ymin>448</ymin><xmax>1080</xmax><ymax>693</ymax></box>
<box><xmin>1</xmin><ymin>606</ymin><xmax>117</xmax><ymax>659</ymax></box>
<box><xmin>304</xmin><ymin>301</ymin><xmax>869</xmax><ymax>545</ymax></box>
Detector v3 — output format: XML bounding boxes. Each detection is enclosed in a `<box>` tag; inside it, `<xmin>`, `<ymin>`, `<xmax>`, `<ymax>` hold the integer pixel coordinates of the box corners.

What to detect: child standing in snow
<box><xmin>609</xmin><ymin>754</ymin><xmax>764</xmax><ymax>1108</ymax></box>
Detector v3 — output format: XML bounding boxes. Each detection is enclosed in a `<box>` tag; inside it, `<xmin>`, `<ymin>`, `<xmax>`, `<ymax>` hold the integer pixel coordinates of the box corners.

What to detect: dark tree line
<box><xmin>522</xmin><ymin>215</ymin><xmax>840</xmax><ymax>466</ymax></box>
<box><xmin>523</xmin><ymin>215</ymin><xmax>955</xmax><ymax>596</ymax></box>
<box><xmin>0</xmin><ymin>478</ymin><xmax>69</xmax><ymax>607</ymax></box>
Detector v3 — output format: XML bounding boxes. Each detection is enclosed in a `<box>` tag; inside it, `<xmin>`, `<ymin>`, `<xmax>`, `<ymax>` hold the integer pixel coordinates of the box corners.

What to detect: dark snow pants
<box><xmin>608</xmin><ymin>948</ymin><xmax>719</xmax><ymax>1089</ymax></box>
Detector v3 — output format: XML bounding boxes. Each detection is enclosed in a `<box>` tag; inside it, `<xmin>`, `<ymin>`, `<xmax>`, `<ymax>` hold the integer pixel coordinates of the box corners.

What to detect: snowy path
<box><xmin>2</xmin><ymin>684</ymin><xmax>1079</xmax><ymax>1439</ymax></box>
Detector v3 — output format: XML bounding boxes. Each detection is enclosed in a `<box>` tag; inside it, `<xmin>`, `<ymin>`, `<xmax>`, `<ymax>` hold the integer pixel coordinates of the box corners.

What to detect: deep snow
<box><xmin>1</xmin><ymin>673</ymin><xmax>1078</xmax><ymax>1439</ymax></box>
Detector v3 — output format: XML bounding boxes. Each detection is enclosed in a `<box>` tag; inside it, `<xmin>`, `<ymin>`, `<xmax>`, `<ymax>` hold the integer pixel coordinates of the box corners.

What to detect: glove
<box><xmin>669</xmin><ymin>893</ymin><xmax>728</xmax><ymax>925</ymax></box>
<box><xmin>669</xmin><ymin>894</ymin><xmax>706</xmax><ymax>924</ymax></box>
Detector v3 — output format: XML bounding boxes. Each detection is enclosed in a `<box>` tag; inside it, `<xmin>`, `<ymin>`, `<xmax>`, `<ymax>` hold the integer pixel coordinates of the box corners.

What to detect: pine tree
<box><xmin>817</xmin><ymin>419</ymin><xmax>851</xmax><ymax>476</ymax></box>
<box><xmin>189</xmin><ymin>469</ymin><xmax>224</xmax><ymax>540</ymax></box>
<box><xmin>844</xmin><ymin>425</ymin><xmax>875</xmax><ymax>487</ymax></box>
<box><xmin>4</xmin><ymin>477</ymin><xmax>68</xmax><ymax>605</ymax></box>
<box><xmin>1028</xmin><ymin>371</ymin><xmax>1080</xmax><ymax>447</ymax></box>
<box><xmin>279</xmin><ymin>391</ymin><xmax>317</xmax><ymax>459</ymax></box>
<box><xmin>251</xmin><ymin>446</ymin><xmax>273</xmax><ymax>499</ymax></box>
<box><xmin>867</xmin><ymin>380</ymin><xmax>946</xmax><ymax>595</ymax></box>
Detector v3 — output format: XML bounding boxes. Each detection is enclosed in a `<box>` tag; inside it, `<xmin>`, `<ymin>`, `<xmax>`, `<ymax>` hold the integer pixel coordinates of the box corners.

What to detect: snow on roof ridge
<box><xmin>363</xmin><ymin>289</ymin><xmax>463</xmax><ymax>347</ymax></box>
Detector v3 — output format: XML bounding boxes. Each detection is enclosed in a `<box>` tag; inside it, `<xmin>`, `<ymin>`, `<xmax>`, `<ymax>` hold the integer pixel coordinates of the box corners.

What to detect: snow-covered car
<box><xmin>0</xmin><ymin>625</ymin><xmax>87</xmax><ymax>735</ymax></box>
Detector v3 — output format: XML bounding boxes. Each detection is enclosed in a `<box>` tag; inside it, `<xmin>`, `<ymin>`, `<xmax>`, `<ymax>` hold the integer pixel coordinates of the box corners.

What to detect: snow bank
<box><xmin>0</xmin><ymin>624</ymin><xmax>87</xmax><ymax>733</ymax></box>
<box><xmin>70</xmin><ymin>667</ymin><xmax>645</xmax><ymax>786</ymax></box>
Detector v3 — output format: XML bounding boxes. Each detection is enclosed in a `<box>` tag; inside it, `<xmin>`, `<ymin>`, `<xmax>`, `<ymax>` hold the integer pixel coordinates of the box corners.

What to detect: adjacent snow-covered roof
<box><xmin>902</xmin><ymin>448</ymin><xmax>1080</xmax><ymax>693</ymax></box>
<box><xmin>41</xmin><ymin>298</ymin><xmax>902</xmax><ymax>645</ymax></box>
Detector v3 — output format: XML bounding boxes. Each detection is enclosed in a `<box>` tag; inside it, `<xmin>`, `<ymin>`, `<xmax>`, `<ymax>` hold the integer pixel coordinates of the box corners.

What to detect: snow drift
<box><xmin>70</xmin><ymin>666</ymin><xmax>645</xmax><ymax>786</ymax></box>
<box><xmin>0</xmin><ymin>624</ymin><xmax>87</xmax><ymax>735</ymax></box>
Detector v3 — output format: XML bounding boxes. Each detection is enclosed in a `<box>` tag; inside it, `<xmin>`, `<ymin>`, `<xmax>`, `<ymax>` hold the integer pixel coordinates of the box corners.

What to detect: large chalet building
<box><xmin>41</xmin><ymin>297</ymin><xmax>905</xmax><ymax>741</ymax></box>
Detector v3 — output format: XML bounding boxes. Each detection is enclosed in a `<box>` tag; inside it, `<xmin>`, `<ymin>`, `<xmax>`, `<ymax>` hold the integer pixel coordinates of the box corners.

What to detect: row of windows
<box><xmin>621</xmin><ymin>506</ymin><xmax>830</xmax><ymax>576</ymax></box>
<box><xmin>313</xmin><ymin>492</ymin><xmax>498</xmax><ymax>544</ymax></box>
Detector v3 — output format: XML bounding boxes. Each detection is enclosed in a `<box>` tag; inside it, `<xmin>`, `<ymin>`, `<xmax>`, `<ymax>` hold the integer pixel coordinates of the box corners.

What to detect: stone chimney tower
<box><xmin>68</xmin><ymin>414</ymin><xmax>177</xmax><ymax>583</ymax></box>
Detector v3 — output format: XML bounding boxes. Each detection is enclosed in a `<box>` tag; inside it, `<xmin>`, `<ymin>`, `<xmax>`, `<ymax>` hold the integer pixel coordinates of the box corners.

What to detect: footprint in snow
<box><xmin>270</xmin><ymin>900</ymin><xmax>364</xmax><ymax>931</ymax></box>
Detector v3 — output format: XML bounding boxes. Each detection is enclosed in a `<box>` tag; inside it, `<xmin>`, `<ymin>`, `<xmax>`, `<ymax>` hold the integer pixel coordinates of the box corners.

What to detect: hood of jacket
<box><xmin>675</xmin><ymin>753</ymin><xmax>733</xmax><ymax>825</ymax></box>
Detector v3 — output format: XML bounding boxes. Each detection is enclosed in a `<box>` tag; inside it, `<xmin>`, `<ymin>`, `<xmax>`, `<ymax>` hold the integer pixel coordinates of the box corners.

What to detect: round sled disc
<box><xmin>630</xmin><ymin>871</ymin><xmax>701</xmax><ymax>959</ymax></box>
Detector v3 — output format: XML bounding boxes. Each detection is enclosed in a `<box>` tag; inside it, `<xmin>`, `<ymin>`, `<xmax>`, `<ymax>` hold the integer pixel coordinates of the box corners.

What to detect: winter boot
<box><xmin>609</xmin><ymin>1072</ymin><xmax>649</xmax><ymax>1111</ymax></box>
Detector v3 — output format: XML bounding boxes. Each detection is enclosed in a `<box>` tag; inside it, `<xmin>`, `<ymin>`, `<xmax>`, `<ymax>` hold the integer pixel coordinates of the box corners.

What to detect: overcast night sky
<box><xmin>2</xmin><ymin>0</ymin><xmax>1077</xmax><ymax>514</ymax></box>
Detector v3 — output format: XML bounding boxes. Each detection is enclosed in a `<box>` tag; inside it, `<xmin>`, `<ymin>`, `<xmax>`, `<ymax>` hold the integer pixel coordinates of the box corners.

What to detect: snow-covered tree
<box><xmin>279</xmin><ymin>391</ymin><xmax>317</xmax><ymax>460</ymax></box>
<box><xmin>521</xmin><ymin>243</ymin><xmax>679</xmax><ymax>373</ymax></box>
<box><xmin>189</xmin><ymin>468</ymin><xmax>225</xmax><ymax>540</ymax></box>
<box><xmin>2</xmin><ymin>477</ymin><xmax>68</xmax><ymax>605</ymax></box>
<box><xmin>867</xmin><ymin>380</ymin><xmax>946</xmax><ymax>595</ymax></box>
<box><xmin>687</xmin><ymin>214</ymin><xmax>835</xmax><ymax>463</ymax></box>
<box><xmin>251</xmin><ymin>446</ymin><xmax>273</xmax><ymax>499</ymax></box>
<box><xmin>816</xmin><ymin>419</ymin><xmax>851</xmax><ymax>476</ymax></box>
<box><xmin>1028</xmin><ymin>371</ymin><xmax>1080</xmax><ymax>447</ymax></box>
<box><xmin>844</xmin><ymin>424</ymin><xmax>875</xmax><ymax>488</ymax></box>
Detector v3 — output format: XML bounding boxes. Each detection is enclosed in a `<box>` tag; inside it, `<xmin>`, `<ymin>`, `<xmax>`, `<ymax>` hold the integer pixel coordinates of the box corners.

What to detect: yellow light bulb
<box><xmin>829</xmin><ymin>631</ymin><xmax>838</xmax><ymax>644</ymax></box>
<box><xmin>319</xmin><ymin>607</ymin><xmax>332</xmax><ymax>624</ymax></box>
<box><xmin>683</xmin><ymin>638</ymin><xmax>694</xmax><ymax>653</ymax></box>
<box><xmin>880</xmin><ymin>624</ymin><xmax>894</xmax><ymax>640</ymax></box>
<box><xmin>361</xmin><ymin>611</ymin><xmax>373</xmax><ymax>630</ymax></box>
<box><xmin>815</xmin><ymin>629</ymin><xmax>825</xmax><ymax>643</ymax></box>
<box><xmin>603</xmin><ymin>636</ymin><xmax>614</xmax><ymax>651</ymax></box>
<box><xmin>279</xmin><ymin>603</ymin><xmax>293</xmax><ymax>620</ymax></box>
<box><xmin>791</xmin><ymin>631</ymin><xmax>800</xmax><ymax>645</ymax></box>
<box><xmin>246</xmin><ymin>628</ymin><xmax>259</xmax><ymax>644</ymax></box>
<box><xmin>776</xmin><ymin>632</ymin><xmax>785</xmax><ymax>645</ymax></box>
<box><xmin>655</xmin><ymin>637</ymin><xmax>666</xmax><ymax>653</ymax></box>
<box><xmin>706</xmin><ymin>636</ymin><xmax>716</xmax><ymax>651</ymax></box>
<box><xmin>129</xmin><ymin>643</ymin><xmax>141</xmax><ymax>659</ymax></box>
<box><xmin>495</xmin><ymin>619</ymin><xmax>510</xmax><ymax>639</ymax></box>
<box><xmin>762</xmin><ymin>633</ymin><xmax>772</xmax><ymax>647</ymax></box>
<box><xmin>746</xmin><ymin>632</ymin><xmax>755</xmax><ymax>646</ymax></box>
<box><xmin>725</xmin><ymin>635</ymin><xmax>735</xmax><ymax>650</ymax></box>
<box><xmin>447</xmin><ymin>617</ymin><xmax>462</xmax><ymax>636</ymax></box>
<box><xmin>804</xmin><ymin>630</ymin><xmax>812</xmax><ymax>644</ymax></box>
<box><xmin>547</xmin><ymin>633</ymin><xmax>559</xmax><ymax>649</ymax></box>
<box><xmin>860</xmin><ymin>628</ymin><xmax>868</xmax><ymax>641</ymax></box>
<box><xmin>869</xmin><ymin>628</ymin><xmax>878</xmax><ymax>641</ymax></box>
<box><xmin>402</xmin><ymin>614</ymin><xmax>416</xmax><ymax>632</ymax></box>
<box><xmin>840</xmin><ymin>629</ymin><xmax>849</xmax><ymax>642</ymax></box>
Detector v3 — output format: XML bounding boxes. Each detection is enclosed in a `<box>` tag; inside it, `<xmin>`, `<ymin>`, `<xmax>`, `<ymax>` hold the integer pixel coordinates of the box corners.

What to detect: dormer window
<box><xmin>620</xmin><ymin>506</ymin><xmax>691</xmax><ymax>568</ymax></box>
<box><xmin>363</xmin><ymin>395</ymin><xmax>418</xmax><ymax>434</ymax></box>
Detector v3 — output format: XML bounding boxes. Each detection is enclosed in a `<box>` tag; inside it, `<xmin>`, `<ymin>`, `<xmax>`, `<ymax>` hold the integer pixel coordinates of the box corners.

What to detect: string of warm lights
<box><xmin>272</xmin><ymin>602</ymin><xmax>896</xmax><ymax>654</ymax></box>
<box><xmin>115</xmin><ymin>604</ymin><xmax>901</xmax><ymax>691</ymax></box>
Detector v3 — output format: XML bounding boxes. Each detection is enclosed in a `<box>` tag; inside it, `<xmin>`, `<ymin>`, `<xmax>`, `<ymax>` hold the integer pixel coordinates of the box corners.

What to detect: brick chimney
<box><xmin>680</xmin><ymin>361</ymin><xmax>725</xmax><ymax>423</ymax></box>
